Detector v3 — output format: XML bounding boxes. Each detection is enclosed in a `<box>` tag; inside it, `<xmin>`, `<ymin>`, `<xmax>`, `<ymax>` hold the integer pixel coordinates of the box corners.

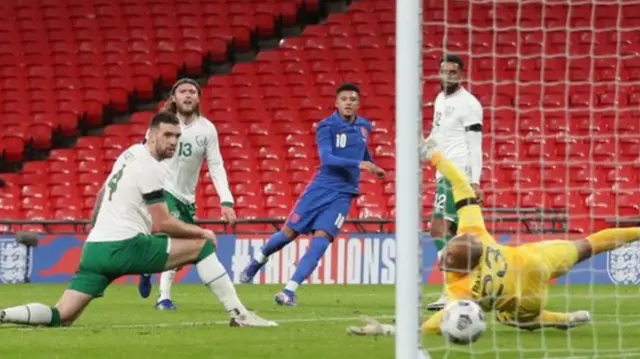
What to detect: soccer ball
<box><xmin>439</xmin><ymin>300</ymin><xmax>486</xmax><ymax>345</ymax></box>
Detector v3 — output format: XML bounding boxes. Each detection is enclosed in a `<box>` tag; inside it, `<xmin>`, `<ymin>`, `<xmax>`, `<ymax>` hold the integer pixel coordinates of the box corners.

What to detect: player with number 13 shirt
<box><xmin>138</xmin><ymin>78</ymin><xmax>237</xmax><ymax>310</ymax></box>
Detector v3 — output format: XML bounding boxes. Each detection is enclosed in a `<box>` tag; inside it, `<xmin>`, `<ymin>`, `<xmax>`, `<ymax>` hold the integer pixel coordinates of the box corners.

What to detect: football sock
<box><xmin>539</xmin><ymin>311</ymin><xmax>572</xmax><ymax>329</ymax></box>
<box><xmin>587</xmin><ymin>228</ymin><xmax>640</xmax><ymax>255</ymax></box>
<box><xmin>256</xmin><ymin>231</ymin><xmax>292</xmax><ymax>263</ymax></box>
<box><xmin>1</xmin><ymin>303</ymin><xmax>62</xmax><ymax>326</ymax></box>
<box><xmin>158</xmin><ymin>269</ymin><xmax>177</xmax><ymax>301</ymax></box>
<box><xmin>286</xmin><ymin>236</ymin><xmax>331</xmax><ymax>292</ymax></box>
<box><xmin>497</xmin><ymin>311</ymin><xmax>576</xmax><ymax>331</ymax></box>
<box><xmin>196</xmin><ymin>251</ymin><xmax>247</xmax><ymax>317</ymax></box>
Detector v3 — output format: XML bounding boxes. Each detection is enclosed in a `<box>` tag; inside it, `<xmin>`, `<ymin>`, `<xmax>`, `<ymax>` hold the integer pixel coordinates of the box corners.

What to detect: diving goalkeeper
<box><xmin>348</xmin><ymin>135</ymin><xmax>640</xmax><ymax>336</ymax></box>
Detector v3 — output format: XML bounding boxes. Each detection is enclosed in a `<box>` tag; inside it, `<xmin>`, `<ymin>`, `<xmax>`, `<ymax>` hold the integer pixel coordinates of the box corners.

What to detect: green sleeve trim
<box><xmin>221</xmin><ymin>201</ymin><xmax>233</xmax><ymax>208</ymax></box>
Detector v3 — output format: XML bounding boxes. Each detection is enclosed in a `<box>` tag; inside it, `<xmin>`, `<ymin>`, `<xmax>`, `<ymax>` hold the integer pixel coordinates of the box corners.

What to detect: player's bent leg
<box><xmin>276</xmin><ymin>229</ymin><xmax>334</xmax><ymax>307</ymax></box>
<box><xmin>496</xmin><ymin>310</ymin><xmax>591</xmax><ymax>332</ymax></box>
<box><xmin>54</xmin><ymin>289</ymin><xmax>94</xmax><ymax>325</ymax></box>
<box><xmin>240</xmin><ymin>225</ymin><xmax>298</xmax><ymax>284</ymax></box>
<box><xmin>1</xmin><ymin>288</ymin><xmax>94</xmax><ymax>327</ymax></box>
<box><xmin>168</xmin><ymin>237</ymin><xmax>277</xmax><ymax>327</ymax></box>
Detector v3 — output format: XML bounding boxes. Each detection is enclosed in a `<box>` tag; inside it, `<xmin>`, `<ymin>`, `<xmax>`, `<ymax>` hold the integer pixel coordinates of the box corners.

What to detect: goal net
<box><xmin>418</xmin><ymin>0</ymin><xmax>640</xmax><ymax>358</ymax></box>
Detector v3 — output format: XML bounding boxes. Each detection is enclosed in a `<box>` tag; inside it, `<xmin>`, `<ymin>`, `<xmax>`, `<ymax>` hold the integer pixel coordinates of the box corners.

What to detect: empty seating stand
<box><xmin>0</xmin><ymin>0</ymin><xmax>638</xmax><ymax>233</ymax></box>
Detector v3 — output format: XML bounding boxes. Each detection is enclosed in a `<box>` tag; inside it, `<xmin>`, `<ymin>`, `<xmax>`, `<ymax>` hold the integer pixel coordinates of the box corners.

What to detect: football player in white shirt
<box><xmin>0</xmin><ymin>112</ymin><xmax>275</xmax><ymax>327</ymax></box>
<box><xmin>426</xmin><ymin>55</ymin><xmax>484</xmax><ymax>311</ymax></box>
<box><xmin>138</xmin><ymin>79</ymin><xmax>238</xmax><ymax>311</ymax></box>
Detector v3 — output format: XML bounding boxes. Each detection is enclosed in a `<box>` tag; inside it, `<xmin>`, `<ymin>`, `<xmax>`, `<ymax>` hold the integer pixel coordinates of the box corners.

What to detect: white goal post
<box><xmin>394</xmin><ymin>0</ymin><xmax>426</xmax><ymax>358</ymax></box>
<box><xmin>394</xmin><ymin>0</ymin><xmax>640</xmax><ymax>358</ymax></box>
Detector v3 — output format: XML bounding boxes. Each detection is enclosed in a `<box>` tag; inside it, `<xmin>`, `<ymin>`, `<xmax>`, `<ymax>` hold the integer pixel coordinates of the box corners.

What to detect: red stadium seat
<box><xmin>0</xmin><ymin>0</ymin><xmax>634</xmax><ymax>231</ymax></box>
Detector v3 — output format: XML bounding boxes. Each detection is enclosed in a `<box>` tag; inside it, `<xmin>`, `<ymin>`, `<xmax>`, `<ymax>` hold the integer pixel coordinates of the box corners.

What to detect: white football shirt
<box><xmin>87</xmin><ymin>144</ymin><xmax>168</xmax><ymax>242</ymax></box>
<box><xmin>161</xmin><ymin>116</ymin><xmax>233</xmax><ymax>206</ymax></box>
<box><xmin>431</xmin><ymin>87</ymin><xmax>483</xmax><ymax>183</ymax></box>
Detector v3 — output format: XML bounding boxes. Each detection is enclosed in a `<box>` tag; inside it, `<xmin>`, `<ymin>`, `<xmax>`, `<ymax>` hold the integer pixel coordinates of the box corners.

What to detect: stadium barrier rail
<box><xmin>0</xmin><ymin>207</ymin><xmax>569</xmax><ymax>235</ymax></box>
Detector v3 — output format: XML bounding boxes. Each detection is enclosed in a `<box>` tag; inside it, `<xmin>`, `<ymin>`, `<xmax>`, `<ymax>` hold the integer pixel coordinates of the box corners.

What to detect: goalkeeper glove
<box><xmin>346</xmin><ymin>316</ymin><xmax>395</xmax><ymax>336</ymax></box>
<box><xmin>420</xmin><ymin>134</ymin><xmax>441</xmax><ymax>161</ymax></box>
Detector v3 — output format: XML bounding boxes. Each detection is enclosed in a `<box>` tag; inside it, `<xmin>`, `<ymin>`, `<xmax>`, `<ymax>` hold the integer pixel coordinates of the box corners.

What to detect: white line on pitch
<box><xmin>9</xmin><ymin>313</ymin><xmax>640</xmax><ymax>332</ymax></box>
<box><xmin>545</xmin><ymin>351</ymin><xmax>640</xmax><ymax>359</ymax></box>
<box><xmin>13</xmin><ymin>314</ymin><xmax>396</xmax><ymax>331</ymax></box>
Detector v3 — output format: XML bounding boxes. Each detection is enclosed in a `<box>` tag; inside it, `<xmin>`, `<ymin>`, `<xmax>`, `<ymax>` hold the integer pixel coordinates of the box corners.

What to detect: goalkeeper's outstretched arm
<box><xmin>422</xmin><ymin>138</ymin><xmax>486</xmax><ymax>235</ymax></box>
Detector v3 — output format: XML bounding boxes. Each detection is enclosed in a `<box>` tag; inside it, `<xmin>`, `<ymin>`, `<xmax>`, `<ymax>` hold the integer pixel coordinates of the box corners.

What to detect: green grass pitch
<box><xmin>1</xmin><ymin>284</ymin><xmax>640</xmax><ymax>359</ymax></box>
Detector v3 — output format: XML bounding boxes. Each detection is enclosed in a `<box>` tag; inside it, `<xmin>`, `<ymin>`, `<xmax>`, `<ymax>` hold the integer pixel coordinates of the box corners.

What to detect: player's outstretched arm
<box><xmin>316</xmin><ymin>122</ymin><xmax>361</xmax><ymax>168</ymax></box>
<box><xmin>423</xmin><ymin>142</ymin><xmax>486</xmax><ymax>233</ymax></box>
<box><xmin>138</xmin><ymin>164</ymin><xmax>209</xmax><ymax>239</ymax></box>
<box><xmin>421</xmin><ymin>310</ymin><xmax>445</xmax><ymax>334</ymax></box>
<box><xmin>421</xmin><ymin>274</ymin><xmax>474</xmax><ymax>334</ymax></box>
<box><xmin>205</xmin><ymin>124</ymin><xmax>234</xmax><ymax>207</ymax></box>
<box><xmin>147</xmin><ymin>197</ymin><xmax>209</xmax><ymax>239</ymax></box>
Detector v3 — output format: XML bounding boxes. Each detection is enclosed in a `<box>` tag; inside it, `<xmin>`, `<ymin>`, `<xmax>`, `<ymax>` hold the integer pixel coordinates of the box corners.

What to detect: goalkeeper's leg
<box><xmin>520</xmin><ymin>228</ymin><xmax>640</xmax><ymax>282</ymax></box>
<box><xmin>575</xmin><ymin>227</ymin><xmax>640</xmax><ymax>264</ymax></box>
<box><xmin>496</xmin><ymin>310</ymin><xmax>591</xmax><ymax>331</ymax></box>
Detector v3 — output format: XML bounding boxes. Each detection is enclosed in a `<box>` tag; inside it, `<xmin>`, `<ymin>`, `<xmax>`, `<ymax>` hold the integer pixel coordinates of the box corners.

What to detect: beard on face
<box><xmin>176</xmin><ymin>101</ymin><xmax>197</xmax><ymax>116</ymax></box>
<box><xmin>440</xmin><ymin>81</ymin><xmax>460</xmax><ymax>95</ymax></box>
<box><xmin>158</xmin><ymin>143</ymin><xmax>175</xmax><ymax>160</ymax></box>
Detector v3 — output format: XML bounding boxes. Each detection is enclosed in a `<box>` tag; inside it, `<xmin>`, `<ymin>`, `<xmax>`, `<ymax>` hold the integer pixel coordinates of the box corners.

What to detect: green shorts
<box><xmin>165</xmin><ymin>191</ymin><xmax>196</xmax><ymax>224</ymax></box>
<box><xmin>432</xmin><ymin>178</ymin><xmax>458</xmax><ymax>223</ymax></box>
<box><xmin>68</xmin><ymin>234</ymin><xmax>170</xmax><ymax>297</ymax></box>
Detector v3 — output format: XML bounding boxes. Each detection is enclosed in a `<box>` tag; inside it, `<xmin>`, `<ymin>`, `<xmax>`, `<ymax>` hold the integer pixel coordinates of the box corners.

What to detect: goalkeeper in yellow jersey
<box><xmin>348</xmin><ymin>135</ymin><xmax>640</xmax><ymax>336</ymax></box>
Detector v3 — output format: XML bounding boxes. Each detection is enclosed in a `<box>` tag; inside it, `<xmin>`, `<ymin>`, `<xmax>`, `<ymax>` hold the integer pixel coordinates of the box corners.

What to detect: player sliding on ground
<box><xmin>0</xmin><ymin>112</ymin><xmax>276</xmax><ymax>328</ymax></box>
<box><xmin>239</xmin><ymin>82</ymin><xmax>386</xmax><ymax>306</ymax></box>
<box><xmin>138</xmin><ymin>78</ymin><xmax>238</xmax><ymax>311</ymax></box>
<box><xmin>347</xmin><ymin>135</ymin><xmax>640</xmax><ymax>336</ymax></box>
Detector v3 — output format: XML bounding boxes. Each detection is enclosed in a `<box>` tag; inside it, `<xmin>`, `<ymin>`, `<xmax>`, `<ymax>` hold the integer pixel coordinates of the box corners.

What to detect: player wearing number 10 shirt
<box><xmin>239</xmin><ymin>82</ymin><xmax>386</xmax><ymax>306</ymax></box>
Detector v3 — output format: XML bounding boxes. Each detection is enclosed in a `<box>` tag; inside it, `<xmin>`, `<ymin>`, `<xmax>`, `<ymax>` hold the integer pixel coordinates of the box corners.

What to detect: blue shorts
<box><xmin>286</xmin><ymin>187</ymin><xmax>354</xmax><ymax>238</ymax></box>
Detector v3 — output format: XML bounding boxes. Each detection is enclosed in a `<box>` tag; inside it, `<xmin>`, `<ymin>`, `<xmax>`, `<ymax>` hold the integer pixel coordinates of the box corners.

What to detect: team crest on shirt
<box><xmin>195</xmin><ymin>135</ymin><xmax>206</xmax><ymax>147</ymax></box>
<box><xmin>360</xmin><ymin>127</ymin><xmax>369</xmax><ymax>142</ymax></box>
<box><xmin>289</xmin><ymin>213</ymin><xmax>300</xmax><ymax>223</ymax></box>
<box><xmin>606</xmin><ymin>240</ymin><xmax>640</xmax><ymax>285</ymax></box>
<box><xmin>0</xmin><ymin>239</ymin><xmax>31</xmax><ymax>284</ymax></box>
<box><xmin>445</xmin><ymin>106</ymin><xmax>455</xmax><ymax>115</ymax></box>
